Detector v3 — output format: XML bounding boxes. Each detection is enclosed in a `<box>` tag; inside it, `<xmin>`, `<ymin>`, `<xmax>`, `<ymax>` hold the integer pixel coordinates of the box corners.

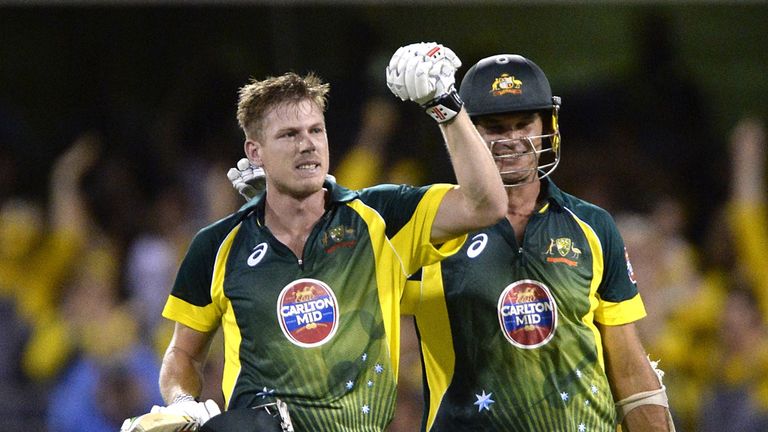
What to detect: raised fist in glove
<box><xmin>227</xmin><ymin>158</ymin><xmax>336</xmax><ymax>202</ymax></box>
<box><xmin>386</xmin><ymin>42</ymin><xmax>463</xmax><ymax>123</ymax></box>
<box><xmin>150</xmin><ymin>394</ymin><xmax>221</xmax><ymax>425</ymax></box>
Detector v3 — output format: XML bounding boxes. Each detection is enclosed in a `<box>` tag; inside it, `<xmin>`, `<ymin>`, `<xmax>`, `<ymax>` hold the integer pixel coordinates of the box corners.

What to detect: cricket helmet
<box><xmin>459</xmin><ymin>54</ymin><xmax>562</xmax><ymax>185</ymax></box>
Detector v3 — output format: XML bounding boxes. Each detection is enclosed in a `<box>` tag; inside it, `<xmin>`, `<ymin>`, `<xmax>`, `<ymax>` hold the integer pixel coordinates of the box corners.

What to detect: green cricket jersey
<box><xmin>162</xmin><ymin>180</ymin><xmax>465</xmax><ymax>431</ymax></box>
<box><xmin>413</xmin><ymin>179</ymin><xmax>647</xmax><ymax>431</ymax></box>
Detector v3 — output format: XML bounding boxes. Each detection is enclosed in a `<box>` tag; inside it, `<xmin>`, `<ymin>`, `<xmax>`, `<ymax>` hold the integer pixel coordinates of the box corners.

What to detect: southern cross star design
<box><xmin>256</xmin><ymin>387</ymin><xmax>275</xmax><ymax>398</ymax></box>
<box><xmin>474</xmin><ymin>390</ymin><xmax>495</xmax><ymax>412</ymax></box>
<box><xmin>560</xmin><ymin>391</ymin><xmax>569</xmax><ymax>402</ymax></box>
<box><xmin>346</xmin><ymin>380</ymin><xmax>354</xmax><ymax>390</ymax></box>
<box><xmin>374</xmin><ymin>364</ymin><xmax>384</xmax><ymax>374</ymax></box>
<box><xmin>362</xmin><ymin>405</ymin><xmax>370</xmax><ymax>414</ymax></box>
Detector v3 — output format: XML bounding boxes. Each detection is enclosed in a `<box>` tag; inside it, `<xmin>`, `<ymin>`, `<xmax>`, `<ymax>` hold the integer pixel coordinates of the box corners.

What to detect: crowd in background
<box><xmin>1</xmin><ymin>10</ymin><xmax>767</xmax><ymax>432</ymax></box>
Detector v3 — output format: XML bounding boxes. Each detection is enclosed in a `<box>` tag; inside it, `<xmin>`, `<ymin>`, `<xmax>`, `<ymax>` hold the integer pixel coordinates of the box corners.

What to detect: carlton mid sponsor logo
<box><xmin>497</xmin><ymin>279</ymin><xmax>557</xmax><ymax>349</ymax></box>
<box><xmin>277</xmin><ymin>278</ymin><xmax>339</xmax><ymax>348</ymax></box>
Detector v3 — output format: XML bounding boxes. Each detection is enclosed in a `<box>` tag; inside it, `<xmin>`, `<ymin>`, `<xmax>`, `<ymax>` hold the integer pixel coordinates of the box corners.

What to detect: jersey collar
<box><xmin>539</xmin><ymin>177</ymin><xmax>566</xmax><ymax>212</ymax></box>
<box><xmin>237</xmin><ymin>177</ymin><xmax>360</xmax><ymax>223</ymax></box>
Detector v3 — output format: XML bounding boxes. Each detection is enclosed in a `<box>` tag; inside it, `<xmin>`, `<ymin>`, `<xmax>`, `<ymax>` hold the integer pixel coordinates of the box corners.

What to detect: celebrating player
<box><xmin>142</xmin><ymin>42</ymin><xmax>506</xmax><ymax>431</ymax></box>
<box><xmin>409</xmin><ymin>54</ymin><xmax>675</xmax><ymax>431</ymax></box>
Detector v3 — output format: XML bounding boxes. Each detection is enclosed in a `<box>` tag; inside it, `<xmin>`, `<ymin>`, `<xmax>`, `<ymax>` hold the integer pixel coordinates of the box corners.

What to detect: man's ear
<box><xmin>244</xmin><ymin>139</ymin><xmax>262</xmax><ymax>166</ymax></box>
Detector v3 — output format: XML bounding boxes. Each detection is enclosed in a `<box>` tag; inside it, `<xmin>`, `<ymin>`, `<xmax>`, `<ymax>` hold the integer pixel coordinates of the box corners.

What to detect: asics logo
<box><xmin>248</xmin><ymin>242</ymin><xmax>268</xmax><ymax>267</ymax></box>
<box><xmin>467</xmin><ymin>233</ymin><xmax>488</xmax><ymax>258</ymax></box>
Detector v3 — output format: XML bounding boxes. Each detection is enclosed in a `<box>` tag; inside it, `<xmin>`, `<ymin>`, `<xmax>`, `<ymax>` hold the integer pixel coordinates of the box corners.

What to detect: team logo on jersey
<box><xmin>497</xmin><ymin>280</ymin><xmax>557</xmax><ymax>349</ymax></box>
<box><xmin>321</xmin><ymin>225</ymin><xmax>356</xmax><ymax>253</ymax></box>
<box><xmin>491</xmin><ymin>73</ymin><xmax>523</xmax><ymax>96</ymax></box>
<box><xmin>545</xmin><ymin>237</ymin><xmax>582</xmax><ymax>267</ymax></box>
<box><xmin>624</xmin><ymin>247</ymin><xmax>637</xmax><ymax>284</ymax></box>
<box><xmin>277</xmin><ymin>278</ymin><xmax>339</xmax><ymax>347</ymax></box>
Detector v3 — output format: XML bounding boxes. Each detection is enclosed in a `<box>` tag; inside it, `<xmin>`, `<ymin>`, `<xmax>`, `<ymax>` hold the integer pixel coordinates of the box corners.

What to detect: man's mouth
<box><xmin>296</xmin><ymin>162</ymin><xmax>320</xmax><ymax>172</ymax></box>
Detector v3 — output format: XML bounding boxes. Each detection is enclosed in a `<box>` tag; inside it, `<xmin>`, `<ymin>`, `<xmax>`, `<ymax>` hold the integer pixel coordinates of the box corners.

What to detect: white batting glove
<box><xmin>227</xmin><ymin>158</ymin><xmax>265</xmax><ymax>201</ymax></box>
<box><xmin>150</xmin><ymin>395</ymin><xmax>221</xmax><ymax>425</ymax></box>
<box><xmin>386</xmin><ymin>42</ymin><xmax>463</xmax><ymax>123</ymax></box>
<box><xmin>226</xmin><ymin>158</ymin><xmax>337</xmax><ymax>202</ymax></box>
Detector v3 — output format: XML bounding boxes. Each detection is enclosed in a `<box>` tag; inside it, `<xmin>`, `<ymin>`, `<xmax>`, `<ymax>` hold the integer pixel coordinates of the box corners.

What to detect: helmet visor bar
<box><xmin>488</xmin><ymin>132</ymin><xmax>560</xmax><ymax>187</ymax></box>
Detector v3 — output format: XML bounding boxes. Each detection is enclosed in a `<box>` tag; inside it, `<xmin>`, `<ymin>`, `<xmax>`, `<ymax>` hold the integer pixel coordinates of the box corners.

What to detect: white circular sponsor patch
<box><xmin>497</xmin><ymin>279</ymin><xmax>557</xmax><ymax>349</ymax></box>
<box><xmin>277</xmin><ymin>278</ymin><xmax>339</xmax><ymax>347</ymax></box>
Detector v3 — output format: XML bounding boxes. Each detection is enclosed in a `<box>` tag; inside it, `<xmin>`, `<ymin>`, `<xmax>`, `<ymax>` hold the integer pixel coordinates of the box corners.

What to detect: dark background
<box><xmin>2</xmin><ymin>3</ymin><xmax>766</xmax><ymax>198</ymax></box>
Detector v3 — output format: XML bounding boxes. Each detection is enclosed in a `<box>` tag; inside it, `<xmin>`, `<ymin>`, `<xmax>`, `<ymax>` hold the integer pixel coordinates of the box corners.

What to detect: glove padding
<box><xmin>150</xmin><ymin>398</ymin><xmax>221</xmax><ymax>425</ymax></box>
<box><xmin>227</xmin><ymin>158</ymin><xmax>336</xmax><ymax>202</ymax></box>
<box><xmin>227</xmin><ymin>158</ymin><xmax>266</xmax><ymax>201</ymax></box>
<box><xmin>386</xmin><ymin>42</ymin><xmax>461</xmax><ymax>106</ymax></box>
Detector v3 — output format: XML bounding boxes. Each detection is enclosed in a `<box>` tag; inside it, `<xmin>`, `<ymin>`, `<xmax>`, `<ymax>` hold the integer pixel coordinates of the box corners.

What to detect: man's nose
<box><xmin>297</xmin><ymin>133</ymin><xmax>316</xmax><ymax>152</ymax></box>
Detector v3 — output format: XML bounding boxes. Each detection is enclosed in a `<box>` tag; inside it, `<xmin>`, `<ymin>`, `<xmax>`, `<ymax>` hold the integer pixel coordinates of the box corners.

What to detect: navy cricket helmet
<box><xmin>459</xmin><ymin>54</ymin><xmax>560</xmax><ymax>116</ymax></box>
<box><xmin>459</xmin><ymin>54</ymin><xmax>562</xmax><ymax>185</ymax></box>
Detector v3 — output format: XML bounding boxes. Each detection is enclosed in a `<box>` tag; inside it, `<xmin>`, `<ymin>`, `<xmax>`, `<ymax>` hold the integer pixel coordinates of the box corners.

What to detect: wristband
<box><xmin>422</xmin><ymin>89</ymin><xmax>463</xmax><ymax>123</ymax></box>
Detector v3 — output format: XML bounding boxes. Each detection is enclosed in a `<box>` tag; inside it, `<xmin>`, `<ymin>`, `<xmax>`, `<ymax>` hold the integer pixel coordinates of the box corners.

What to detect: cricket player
<box><xmin>137</xmin><ymin>42</ymin><xmax>507</xmax><ymax>431</ymax></box>
<box><xmin>408</xmin><ymin>54</ymin><xmax>675</xmax><ymax>431</ymax></box>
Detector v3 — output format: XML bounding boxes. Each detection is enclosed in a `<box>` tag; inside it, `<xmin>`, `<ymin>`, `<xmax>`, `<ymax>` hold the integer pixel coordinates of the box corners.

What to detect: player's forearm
<box><xmin>601</xmin><ymin>323</ymin><xmax>673</xmax><ymax>430</ymax></box>
<box><xmin>440</xmin><ymin>109</ymin><xmax>507</xmax><ymax>226</ymax></box>
<box><xmin>621</xmin><ymin>405</ymin><xmax>671</xmax><ymax>431</ymax></box>
<box><xmin>159</xmin><ymin>346</ymin><xmax>205</xmax><ymax>404</ymax></box>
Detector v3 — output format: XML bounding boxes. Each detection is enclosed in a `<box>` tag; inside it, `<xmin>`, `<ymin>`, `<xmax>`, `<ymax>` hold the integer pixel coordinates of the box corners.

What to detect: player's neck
<box><xmin>264</xmin><ymin>188</ymin><xmax>327</xmax><ymax>259</ymax></box>
<box><xmin>506</xmin><ymin>179</ymin><xmax>541</xmax><ymax>218</ymax></box>
<box><xmin>264</xmin><ymin>188</ymin><xmax>327</xmax><ymax>234</ymax></box>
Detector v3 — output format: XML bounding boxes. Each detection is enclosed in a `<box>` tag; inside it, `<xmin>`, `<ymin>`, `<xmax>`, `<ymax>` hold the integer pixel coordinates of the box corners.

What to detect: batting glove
<box><xmin>150</xmin><ymin>394</ymin><xmax>221</xmax><ymax>425</ymax></box>
<box><xmin>385</xmin><ymin>42</ymin><xmax>464</xmax><ymax>123</ymax></box>
<box><xmin>227</xmin><ymin>158</ymin><xmax>265</xmax><ymax>201</ymax></box>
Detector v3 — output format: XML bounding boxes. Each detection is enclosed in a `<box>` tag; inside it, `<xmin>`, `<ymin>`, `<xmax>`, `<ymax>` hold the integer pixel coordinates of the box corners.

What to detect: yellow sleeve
<box><xmin>594</xmin><ymin>293</ymin><xmax>647</xmax><ymax>325</ymax></box>
<box><xmin>390</xmin><ymin>184</ymin><xmax>467</xmax><ymax>275</ymax></box>
<box><xmin>162</xmin><ymin>295</ymin><xmax>222</xmax><ymax>333</ymax></box>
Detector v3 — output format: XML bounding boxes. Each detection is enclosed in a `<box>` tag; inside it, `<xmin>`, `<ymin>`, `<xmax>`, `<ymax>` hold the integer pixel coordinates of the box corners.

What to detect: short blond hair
<box><xmin>236</xmin><ymin>72</ymin><xmax>330</xmax><ymax>140</ymax></box>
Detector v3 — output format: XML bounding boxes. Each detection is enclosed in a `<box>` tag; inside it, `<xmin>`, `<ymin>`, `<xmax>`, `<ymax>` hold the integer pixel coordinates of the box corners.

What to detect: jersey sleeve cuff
<box><xmin>162</xmin><ymin>295</ymin><xmax>221</xmax><ymax>333</ymax></box>
<box><xmin>594</xmin><ymin>293</ymin><xmax>647</xmax><ymax>326</ymax></box>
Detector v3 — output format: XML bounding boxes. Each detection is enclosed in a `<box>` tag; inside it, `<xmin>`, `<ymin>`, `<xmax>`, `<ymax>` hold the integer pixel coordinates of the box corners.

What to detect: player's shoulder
<box><xmin>357</xmin><ymin>183</ymin><xmax>429</xmax><ymax>197</ymax></box>
<box><xmin>354</xmin><ymin>183</ymin><xmax>432</xmax><ymax>208</ymax></box>
<box><xmin>191</xmin><ymin>206</ymin><xmax>254</xmax><ymax>247</ymax></box>
<box><xmin>548</xmin><ymin>181</ymin><xmax>615</xmax><ymax>226</ymax></box>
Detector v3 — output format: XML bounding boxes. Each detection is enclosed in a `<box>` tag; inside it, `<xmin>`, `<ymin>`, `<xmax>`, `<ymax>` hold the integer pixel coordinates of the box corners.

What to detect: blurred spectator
<box><xmin>37</xmin><ymin>136</ymin><xmax>167</xmax><ymax>431</ymax></box>
<box><xmin>615</xmin><ymin>196</ymin><xmax>700</xmax><ymax>353</ymax></box>
<box><xmin>124</xmin><ymin>182</ymin><xmax>193</xmax><ymax>342</ymax></box>
<box><xmin>46</xmin><ymin>303</ymin><xmax>164</xmax><ymax>432</ymax></box>
<box><xmin>697</xmin><ymin>283</ymin><xmax>768</xmax><ymax>432</ymax></box>
<box><xmin>652</xmin><ymin>117</ymin><xmax>767</xmax><ymax>430</ymax></box>
<box><xmin>0</xmin><ymin>134</ymin><xmax>98</xmax><ymax>429</ymax></box>
<box><xmin>20</xmin><ymin>134</ymin><xmax>100</xmax><ymax>382</ymax></box>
